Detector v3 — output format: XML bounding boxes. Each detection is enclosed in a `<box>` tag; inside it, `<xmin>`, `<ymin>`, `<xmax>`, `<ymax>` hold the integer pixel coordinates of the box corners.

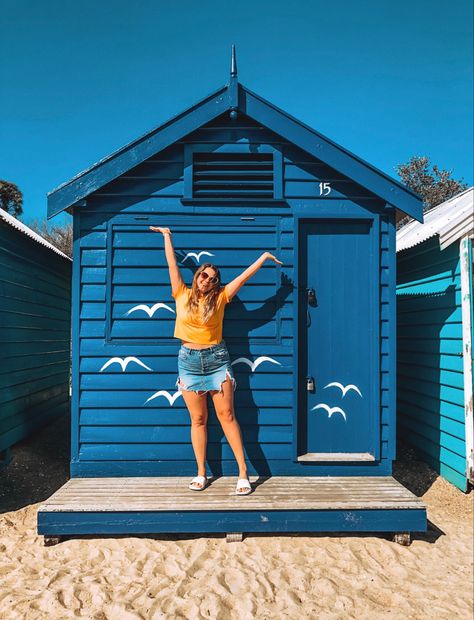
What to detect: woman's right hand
<box><xmin>150</xmin><ymin>226</ymin><xmax>171</xmax><ymax>235</ymax></box>
<box><xmin>262</xmin><ymin>251</ymin><xmax>283</xmax><ymax>265</ymax></box>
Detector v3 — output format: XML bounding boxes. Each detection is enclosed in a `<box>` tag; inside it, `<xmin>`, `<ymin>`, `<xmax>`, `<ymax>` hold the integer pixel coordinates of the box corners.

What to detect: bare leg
<box><xmin>179</xmin><ymin>382</ymin><xmax>209</xmax><ymax>488</ymax></box>
<box><xmin>210</xmin><ymin>376</ymin><xmax>249</xmax><ymax>490</ymax></box>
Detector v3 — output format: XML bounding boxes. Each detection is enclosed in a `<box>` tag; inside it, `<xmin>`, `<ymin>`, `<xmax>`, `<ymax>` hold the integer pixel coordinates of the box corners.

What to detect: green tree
<box><xmin>396</xmin><ymin>156</ymin><xmax>468</xmax><ymax>228</ymax></box>
<box><xmin>0</xmin><ymin>180</ymin><xmax>23</xmax><ymax>217</ymax></box>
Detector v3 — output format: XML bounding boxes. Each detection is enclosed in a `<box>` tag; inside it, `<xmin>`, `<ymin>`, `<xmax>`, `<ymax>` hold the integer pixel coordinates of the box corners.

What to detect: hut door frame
<box><xmin>293</xmin><ymin>214</ymin><xmax>381</xmax><ymax>462</ymax></box>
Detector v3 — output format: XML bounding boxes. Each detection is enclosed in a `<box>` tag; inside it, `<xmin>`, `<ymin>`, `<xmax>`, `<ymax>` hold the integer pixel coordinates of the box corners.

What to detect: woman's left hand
<box><xmin>263</xmin><ymin>251</ymin><xmax>283</xmax><ymax>265</ymax></box>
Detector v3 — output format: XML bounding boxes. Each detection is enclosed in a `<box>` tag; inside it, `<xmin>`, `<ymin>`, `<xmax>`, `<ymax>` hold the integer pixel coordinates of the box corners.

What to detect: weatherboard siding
<box><xmin>396</xmin><ymin>236</ymin><xmax>467</xmax><ymax>490</ymax></box>
<box><xmin>0</xmin><ymin>222</ymin><xmax>71</xmax><ymax>452</ymax></box>
<box><xmin>73</xmin><ymin>114</ymin><xmax>394</xmax><ymax>476</ymax></box>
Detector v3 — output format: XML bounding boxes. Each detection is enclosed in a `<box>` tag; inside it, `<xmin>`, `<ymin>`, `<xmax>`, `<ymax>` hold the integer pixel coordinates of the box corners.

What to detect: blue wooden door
<box><xmin>299</xmin><ymin>219</ymin><xmax>379</xmax><ymax>458</ymax></box>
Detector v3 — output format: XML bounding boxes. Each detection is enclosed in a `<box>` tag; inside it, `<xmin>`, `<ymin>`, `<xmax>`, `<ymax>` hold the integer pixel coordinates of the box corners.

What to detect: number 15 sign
<box><xmin>319</xmin><ymin>182</ymin><xmax>331</xmax><ymax>196</ymax></box>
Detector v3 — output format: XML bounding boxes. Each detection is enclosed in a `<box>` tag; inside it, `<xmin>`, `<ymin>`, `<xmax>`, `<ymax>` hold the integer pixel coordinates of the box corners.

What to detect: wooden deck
<box><xmin>37</xmin><ymin>476</ymin><xmax>427</xmax><ymax>540</ymax></box>
<box><xmin>39</xmin><ymin>476</ymin><xmax>425</xmax><ymax>511</ymax></box>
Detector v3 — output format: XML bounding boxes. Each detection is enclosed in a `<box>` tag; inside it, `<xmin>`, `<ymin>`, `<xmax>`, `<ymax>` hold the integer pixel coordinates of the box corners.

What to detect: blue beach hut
<box><xmin>0</xmin><ymin>207</ymin><xmax>71</xmax><ymax>465</ymax></box>
<box><xmin>396</xmin><ymin>187</ymin><xmax>474</xmax><ymax>492</ymax></box>
<box><xmin>38</xmin><ymin>49</ymin><xmax>427</xmax><ymax>544</ymax></box>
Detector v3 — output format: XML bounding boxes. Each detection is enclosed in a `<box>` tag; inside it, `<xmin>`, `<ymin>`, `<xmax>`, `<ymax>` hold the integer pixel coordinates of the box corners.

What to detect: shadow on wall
<box><xmin>200</xmin><ymin>273</ymin><xmax>294</xmax><ymax>478</ymax></box>
<box><xmin>396</xmin><ymin>282</ymin><xmax>462</xmax><ymax>487</ymax></box>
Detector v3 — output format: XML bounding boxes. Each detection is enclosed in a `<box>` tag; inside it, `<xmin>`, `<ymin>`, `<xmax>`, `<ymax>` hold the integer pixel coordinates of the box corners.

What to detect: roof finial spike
<box><xmin>230</xmin><ymin>44</ymin><xmax>237</xmax><ymax>78</ymax></box>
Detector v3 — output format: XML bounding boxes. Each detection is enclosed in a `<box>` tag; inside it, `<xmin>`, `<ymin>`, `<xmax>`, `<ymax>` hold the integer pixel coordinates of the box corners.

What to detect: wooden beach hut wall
<box><xmin>38</xmin><ymin>51</ymin><xmax>428</xmax><ymax>541</ymax></box>
<box><xmin>0</xmin><ymin>207</ymin><xmax>72</xmax><ymax>465</ymax></box>
<box><xmin>396</xmin><ymin>187</ymin><xmax>474</xmax><ymax>492</ymax></box>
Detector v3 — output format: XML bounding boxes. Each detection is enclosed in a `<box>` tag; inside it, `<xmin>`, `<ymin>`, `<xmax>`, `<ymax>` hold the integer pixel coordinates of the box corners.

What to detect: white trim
<box><xmin>460</xmin><ymin>235</ymin><xmax>473</xmax><ymax>484</ymax></box>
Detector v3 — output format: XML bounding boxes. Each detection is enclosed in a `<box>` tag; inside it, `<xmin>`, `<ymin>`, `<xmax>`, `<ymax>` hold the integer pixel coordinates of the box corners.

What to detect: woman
<box><xmin>150</xmin><ymin>225</ymin><xmax>283</xmax><ymax>495</ymax></box>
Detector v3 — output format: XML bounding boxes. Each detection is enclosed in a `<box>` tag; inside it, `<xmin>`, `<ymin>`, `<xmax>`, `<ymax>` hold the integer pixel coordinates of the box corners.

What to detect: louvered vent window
<box><xmin>192</xmin><ymin>152</ymin><xmax>274</xmax><ymax>199</ymax></box>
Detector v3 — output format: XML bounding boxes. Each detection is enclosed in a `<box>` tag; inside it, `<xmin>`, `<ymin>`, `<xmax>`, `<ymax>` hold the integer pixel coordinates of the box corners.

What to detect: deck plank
<box><xmin>39</xmin><ymin>476</ymin><xmax>424</xmax><ymax>513</ymax></box>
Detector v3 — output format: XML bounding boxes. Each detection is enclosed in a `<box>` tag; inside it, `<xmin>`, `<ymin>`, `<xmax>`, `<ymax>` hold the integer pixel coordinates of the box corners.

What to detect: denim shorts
<box><xmin>176</xmin><ymin>340</ymin><xmax>237</xmax><ymax>395</ymax></box>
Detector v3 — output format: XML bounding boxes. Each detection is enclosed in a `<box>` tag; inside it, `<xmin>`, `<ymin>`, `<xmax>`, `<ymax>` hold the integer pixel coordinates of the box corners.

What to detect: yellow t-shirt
<box><xmin>172</xmin><ymin>281</ymin><xmax>231</xmax><ymax>344</ymax></box>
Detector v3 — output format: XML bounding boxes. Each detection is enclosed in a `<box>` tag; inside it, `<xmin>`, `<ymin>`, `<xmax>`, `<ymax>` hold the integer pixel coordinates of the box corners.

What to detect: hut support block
<box><xmin>44</xmin><ymin>535</ymin><xmax>63</xmax><ymax>547</ymax></box>
<box><xmin>226</xmin><ymin>533</ymin><xmax>244</xmax><ymax>543</ymax></box>
<box><xmin>392</xmin><ymin>532</ymin><xmax>411</xmax><ymax>546</ymax></box>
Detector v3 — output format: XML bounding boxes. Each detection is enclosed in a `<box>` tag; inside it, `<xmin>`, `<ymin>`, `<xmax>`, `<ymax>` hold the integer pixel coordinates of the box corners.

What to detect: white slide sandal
<box><xmin>189</xmin><ymin>475</ymin><xmax>207</xmax><ymax>491</ymax></box>
<box><xmin>235</xmin><ymin>478</ymin><xmax>252</xmax><ymax>495</ymax></box>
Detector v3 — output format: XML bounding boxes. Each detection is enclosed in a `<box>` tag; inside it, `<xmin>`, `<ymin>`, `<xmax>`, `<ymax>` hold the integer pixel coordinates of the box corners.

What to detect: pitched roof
<box><xmin>47</xmin><ymin>81</ymin><xmax>423</xmax><ymax>221</ymax></box>
<box><xmin>0</xmin><ymin>207</ymin><xmax>71</xmax><ymax>260</ymax></box>
<box><xmin>396</xmin><ymin>187</ymin><xmax>474</xmax><ymax>252</ymax></box>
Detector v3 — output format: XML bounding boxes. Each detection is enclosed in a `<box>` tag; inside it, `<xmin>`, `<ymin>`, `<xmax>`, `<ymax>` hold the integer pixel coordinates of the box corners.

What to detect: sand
<box><xmin>0</xmin><ymin>415</ymin><xmax>472</xmax><ymax>620</ymax></box>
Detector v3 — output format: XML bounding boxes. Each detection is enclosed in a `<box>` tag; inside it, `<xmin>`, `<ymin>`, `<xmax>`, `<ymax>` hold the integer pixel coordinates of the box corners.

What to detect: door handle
<box><xmin>307</xmin><ymin>287</ymin><xmax>317</xmax><ymax>307</ymax></box>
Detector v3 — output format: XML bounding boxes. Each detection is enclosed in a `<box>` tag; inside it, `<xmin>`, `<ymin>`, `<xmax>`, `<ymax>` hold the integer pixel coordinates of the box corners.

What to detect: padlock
<box><xmin>306</xmin><ymin>376</ymin><xmax>315</xmax><ymax>392</ymax></box>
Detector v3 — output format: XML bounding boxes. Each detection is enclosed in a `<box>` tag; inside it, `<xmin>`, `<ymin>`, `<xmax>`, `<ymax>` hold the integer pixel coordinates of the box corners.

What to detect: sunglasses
<box><xmin>199</xmin><ymin>271</ymin><xmax>219</xmax><ymax>285</ymax></box>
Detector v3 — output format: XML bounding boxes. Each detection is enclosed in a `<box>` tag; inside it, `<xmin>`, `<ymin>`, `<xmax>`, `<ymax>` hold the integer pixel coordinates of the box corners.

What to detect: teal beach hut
<box><xmin>38</xmin><ymin>49</ymin><xmax>428</xmax><ymax>543</ymax></box>
<box><xmin>396</xmin><ymin>187</ymin><xmax>474</xmax><ymax>492</ymax></box>
<box><xmin>0</xmin><ymin>207</ymin><xmax>72</xmax><ymax>466</ymax></box>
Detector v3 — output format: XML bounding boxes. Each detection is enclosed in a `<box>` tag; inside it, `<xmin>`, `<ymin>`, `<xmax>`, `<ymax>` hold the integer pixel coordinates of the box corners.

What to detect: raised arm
<box><xmin>226</xmin><ymin>251</ymin><xmax>283</xmax><ymax>301</ymax></box>
<box><xmin>149</xmin><ymin>226</ymin><xmax>184</xmax><ymax>296</ymax></box>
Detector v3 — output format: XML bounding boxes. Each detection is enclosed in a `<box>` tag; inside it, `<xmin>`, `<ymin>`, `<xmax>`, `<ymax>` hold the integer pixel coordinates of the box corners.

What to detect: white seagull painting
<box><xmin>124</xmin><ymin>302</ymin><xmax>175</xmax><ymax>318</ymax></box>
<box><xmin>231</xmin><ymin>356</ymin><xmax>281</xmax><ymax>372</ymax></box>
<box><xmin>100</xmin><ymin>357</ymin><xmax>153</xmax><ymax>372</ymax></box>
<box><xmin>182</xmin><ymin>250</ymin><xmax>215</xmax><ymax>263</ymax></box>
<box><xmin>145</xmin><ymin>390</ymin><xmax>183</xmax><ymax>406</ymax></box>
<box><xmin>323</xmin><ymin>382</ymin><xmax>363</xmax><ymax>398</ymax></box>
<box><xmin>311</xmin><ymin>403</ymin><xmax>347</xmax><ymax>422</ymax></box>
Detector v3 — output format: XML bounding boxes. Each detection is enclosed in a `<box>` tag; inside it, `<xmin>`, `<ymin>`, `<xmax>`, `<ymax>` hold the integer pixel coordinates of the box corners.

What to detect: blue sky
<box><xmin>1</xmin><ymin>0</ymin><xmax>472</xmax><ymax>228</ymax></box>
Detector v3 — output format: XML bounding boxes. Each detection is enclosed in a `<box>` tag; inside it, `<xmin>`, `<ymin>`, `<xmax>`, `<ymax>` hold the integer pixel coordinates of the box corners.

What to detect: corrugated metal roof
<box><xmin>0</xmin><ymin>207</ymin><xmax>71</xmax><ymax>260</ymax></box>
<box><xmin>396</xmin><ymin>187</ymin><xmax>474</xmax><ymax>252</ymax></box>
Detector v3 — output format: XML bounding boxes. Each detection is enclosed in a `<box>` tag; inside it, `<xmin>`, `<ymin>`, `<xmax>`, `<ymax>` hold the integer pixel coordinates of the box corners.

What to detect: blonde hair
<box><xmin>185</xmin><ymin>263</ymin><xmax>224</xmax><ymax>323</ymax></box>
